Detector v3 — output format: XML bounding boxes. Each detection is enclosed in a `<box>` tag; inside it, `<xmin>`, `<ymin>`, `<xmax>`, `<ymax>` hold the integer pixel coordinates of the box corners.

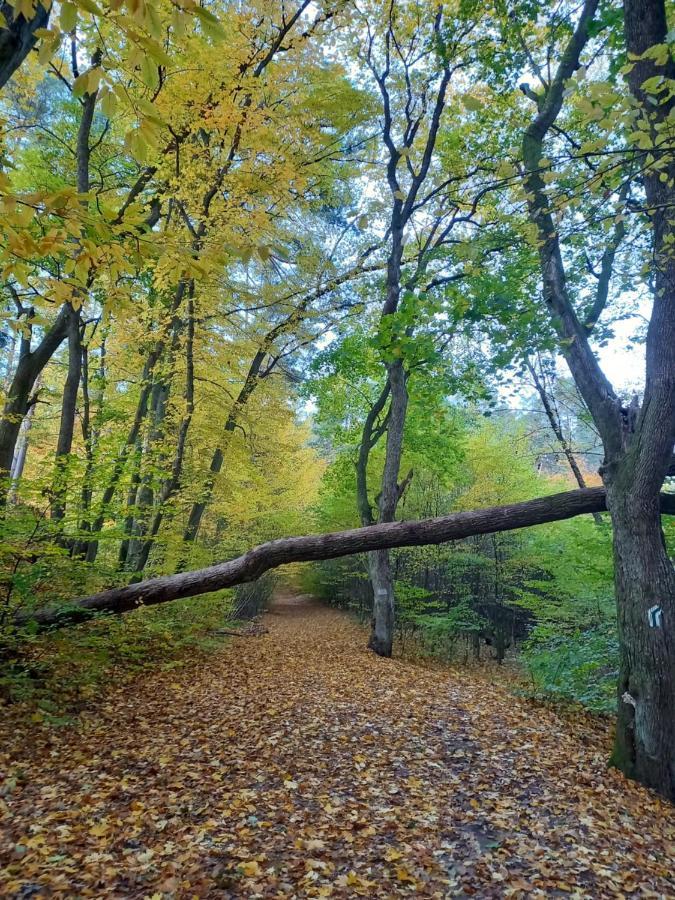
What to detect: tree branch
<box><xmin>17</xmin><ymin>487</ymin><xmax>675</xmax><ymax>631</ymax></box>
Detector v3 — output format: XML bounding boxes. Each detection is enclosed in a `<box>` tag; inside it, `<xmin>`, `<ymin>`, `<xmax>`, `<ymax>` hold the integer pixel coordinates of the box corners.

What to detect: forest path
<box><xmin>2</xmin><ymin>592</ymin><xmax>674</xmax><ymax>898</ymax></box>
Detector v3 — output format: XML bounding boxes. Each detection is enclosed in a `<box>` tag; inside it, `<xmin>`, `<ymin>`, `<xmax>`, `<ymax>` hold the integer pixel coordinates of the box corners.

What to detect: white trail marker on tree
<box><xmin>647</xmin><ymin>605</ymin><xmax>663</xmax><ymax>629</ymax></box>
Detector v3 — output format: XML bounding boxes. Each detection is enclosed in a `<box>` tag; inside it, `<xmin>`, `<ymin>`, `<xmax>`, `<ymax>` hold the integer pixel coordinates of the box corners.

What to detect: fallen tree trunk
<box><xmin>15</xmin><ymin>486</ymin><xmax>675</xmax><ymax>630</ymax></box>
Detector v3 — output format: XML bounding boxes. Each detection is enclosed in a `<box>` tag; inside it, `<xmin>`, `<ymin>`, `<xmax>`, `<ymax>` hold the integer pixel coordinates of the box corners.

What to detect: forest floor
<box><xmin>1</xmin><ymin>593</ymin><xmax>674</xmax><ymax>899</ymax></box>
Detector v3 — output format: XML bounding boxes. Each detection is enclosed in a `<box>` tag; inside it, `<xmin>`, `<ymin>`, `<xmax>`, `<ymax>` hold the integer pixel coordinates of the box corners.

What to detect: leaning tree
<box><xmin>513</xmin><ymin>0</ymin><xmax>675</xmax><ymax>798</ymax></box>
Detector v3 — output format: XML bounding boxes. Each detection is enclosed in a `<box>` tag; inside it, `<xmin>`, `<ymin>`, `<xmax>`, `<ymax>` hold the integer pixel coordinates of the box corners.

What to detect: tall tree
<box><xmin>353</xmin><ymin>0</ymin><xmax>479</xmax><ymax>656</ymax></box>
<box><xmin>515</xmin><ymin>0</ymin><xmax>675</xmax><ymax>796</ymax></box>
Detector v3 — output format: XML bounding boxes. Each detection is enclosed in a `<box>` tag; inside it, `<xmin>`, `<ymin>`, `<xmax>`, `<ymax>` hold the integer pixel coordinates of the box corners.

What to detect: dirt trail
<box><xmin>1</xmin><ymin>593</ymin><xmax>674</xmax><ymax>898</ymax></box>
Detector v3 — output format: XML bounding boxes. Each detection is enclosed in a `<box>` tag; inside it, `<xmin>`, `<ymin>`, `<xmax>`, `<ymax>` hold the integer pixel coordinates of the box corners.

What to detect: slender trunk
<box><xmin>124</xmin><ymin>377</ymin><xmax>172</xmax><ymax>570</ymax></box>
<box><xmin>73</xmin><ymin>335</ymin><xmax>106</xmax><ymax>557</ymax></box>
<box><xmin>125</xmin><ymin>305</ymin><xmax>186</xmax><ymax>570</ymax></box>
<box><xmin>84</xmin><ymin>363</ymin><xmax>154</xmax><ymax>563</ymax></box>
<box><xmin>7</xmin><ymin>379</ymin><xmax>39</xmax><ymax>503</ymax></box>
<box><xmin>130</xmin><ymin>291</ymin><xmax>195</xmax><ymax>575</ymax></box>
<box><xmin>366</xmin><ymin>192</ymin><xmax>407</xmax><ymax>657</ymax></box>
<box><xmin>84</xmin><ymin>282</ymin><xmax>188</xmax><ymax>563</ymax></box>
<box><xmin>526</xmin><ymin>358</ymin><xmax>603</xmax><ymax>523</ymax></box>
<box><xmin>52</xmin><ymin>58</ymin><xmax>98</xmax><ymax>525</ymax></box>
<box><xmin>360</xmin><ymin>8</ymin><xmax>451</xmax><ymax>655</ymax></box>
<box><xmin>356</xmin><ymin>380</ymin><xmax>391</xmax><ymax>527</ymax></box>
<box><xmin>368</xmin><ymin>358</ymin><xmax>408</xmax><ymax>657</ymax></box>
<box><xmin>182</xmin><ymin>348</ymin><xmax>266</xmax><ymax>546</ymax></box>
<box><xmin>117</xmin><ymin>441</ymin><xmax>143</xmax><ymax>567</ymax></box>
<box><xmin>0</xmin><ymin>305</ymin><xmax>69</xmax><ymax>501</ymax></box>
<box><xmin>51</xmin><ymin>305</ymin><xmax>82</xmax><ymax>523</ymax></box>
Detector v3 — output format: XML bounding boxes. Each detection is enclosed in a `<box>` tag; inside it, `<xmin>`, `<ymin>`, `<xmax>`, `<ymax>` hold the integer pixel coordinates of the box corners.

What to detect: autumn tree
<box><xmin>343</xmin><ymin>0</ymin><xmax>488</xmax><ymax>656</ymax></box>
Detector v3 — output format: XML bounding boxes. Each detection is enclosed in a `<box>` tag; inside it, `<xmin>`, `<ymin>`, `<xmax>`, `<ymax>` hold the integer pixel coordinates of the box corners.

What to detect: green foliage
<box><xmin>523</xmin><ymin>624</ymin><xmax>619</xmax><ymax>714</ymax></box>
<box><xmin>515</xmin><ymin>516</ymin><xmax>617</xmax><ymax>712</ymax></box>
<box><xmin>408</xmin><ymin>601</ymin><xmax>487</xmax><ymax>662</ymax></box>
<box><xmin>1</xmin><ymin>590</ymin><xmax>236</xmax><ymax>718</ymax></box>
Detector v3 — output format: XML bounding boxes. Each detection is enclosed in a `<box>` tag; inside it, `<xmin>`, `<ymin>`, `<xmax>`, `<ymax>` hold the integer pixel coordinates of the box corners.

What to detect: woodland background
<box><xmin>0</xmin><ymin>0</ymin><xmax>673</xmax><ymax>778</ymax></box>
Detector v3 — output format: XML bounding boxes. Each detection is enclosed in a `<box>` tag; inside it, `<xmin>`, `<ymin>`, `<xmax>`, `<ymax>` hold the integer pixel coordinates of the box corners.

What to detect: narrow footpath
<box><xmin>1</xmin><ymin>593</ymin><xmax>674</xmax><ymax>898</ymax></box>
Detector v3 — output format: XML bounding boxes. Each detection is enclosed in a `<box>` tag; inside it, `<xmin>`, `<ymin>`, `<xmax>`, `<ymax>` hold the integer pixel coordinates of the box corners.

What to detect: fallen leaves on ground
<box><xmin>1</xmin><ymin>593</ymin><xmax>674</xmax><ymax>898</ymax></box>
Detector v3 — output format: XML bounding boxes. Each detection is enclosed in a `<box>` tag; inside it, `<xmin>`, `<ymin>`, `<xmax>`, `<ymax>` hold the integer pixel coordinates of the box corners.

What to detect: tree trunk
<box><xmin>124</xmin><ymin>377</ymin><xmax>171</xmax><ymax>571</ymax></box>
<box><xmin>129</xmin><ymin>290</ymin><xmax>196</xmax><ymax>575</ymax></box>
<box><xmin>7</xmin><ymin>379</ymin><xmax>39</xmax><ymax>503</ymax></box>
<box><xmin>182</xmin><ymin>349</ymin><xmax>266</xmax><ymax>546</ymax></box>
<box><xmin>609</xmin><ymin>485</ymin><xmax>675</xmax><ymax>797</ymax></box>
<box><xmin>367</xmin><ymin>549</ymin><xmax>395</xmax><ymax>657</ymax></box>
<box><xmin>51</xmin><ymin>57</ymin><xmax>98</xmax><ymax>525</ymax></box>
<box><xmin>15</xmin><ymin>487</ymin><xmax>675</xmax><ymax>631</ymax></box>
<box><xmin>517</xmin><ymin>0</ymin><xmax>675</xmax><ymax>800</ymax></box>
<box><xmin>84</xmin><ymin>281</ymin><xmax>188</xmax><ymax>563</ymax></box>
<box><xmin>608</xmin><ymin>0</ymin><xmax>675</xmax><ymax>799</ymax></box>
<box><xmin>51</xmin><ymin>305</ymin><xmax>82</xmax><ymax>523</ymax></box>
<box><xmin>73</xmin><ymin>334</ymin><xmax>107</xmax><ymax>557</ymax></box>
<box><xmin>368</xmin><ymin>357</ymin><xmax>408</xmax><ymax>656</ymax></box>
<box><xmin>117</xmin><ymin>442</ymin><xmax>142</xmax><ymax>567</ymax></box>
<box><xmin>525</xmin><ymin>357</ymin><xmax>602</xmax><ymax>523</ymax></box>
<box><xmin>0</xmin><ymin>1</ymin><xmax>49</xmax><ymax>90</ymax></box>
<box><xmin>0</xmin><ymin>306</ymin><xmax>69</xmax><ymax>501</ymax></box>
<box><xmin>355</xmin><ymin>380</ymin><xmax>390</xmax><ymax>528</ymax></box>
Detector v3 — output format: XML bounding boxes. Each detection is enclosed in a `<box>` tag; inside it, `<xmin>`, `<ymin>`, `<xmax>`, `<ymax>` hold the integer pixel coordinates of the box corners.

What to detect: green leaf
<box><xmin>76</xmin><ymin>0</ymin><xmax>104</xmax><ymax>16</ymax></box>
<box><xmin>100</xmin><ymin>87</ymin><xmax>117</xmax><ymax>118</ymax></box>
<box><xmin>193</xmin><ymin>6</ymin><xmax>226</xmax><ymax>41</ymax></box>
<box><xmin>59</xmin><ymin>1</ymin><xmax>77</xmax><ymax>32</ymax></box>
<box><xmin>462</xmin><ymin>95</ymin><xmax>483</xmax><ymax>112</ymax></box>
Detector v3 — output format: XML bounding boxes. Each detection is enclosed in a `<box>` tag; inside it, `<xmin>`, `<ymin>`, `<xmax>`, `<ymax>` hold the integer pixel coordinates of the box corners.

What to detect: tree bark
<box><xmin>129</xmin><ymin>290</ymin><xmax>196</xmax><ymax>575</ymax></box>
<box><xmin>83</xmin><ymin>280</ymin><xmax>189</xmax><ymax>563</ymax></box>
<box><xmin>605</xmin><ymin>0</ymin><xmax>675</xmax><ymax>799</ymax></box>
<box><xmin>356</xmin><ymin>380</ymin><xmax>391</xmax><ymax>527</ymax></box>
<box><xmin>519</xmin><ymin>0</ymin><xmax>675</xmax><ymax>799</ymax></box>
<box><xmin>51</xmin><ymin>305</ymin><xmax>82</xmax><ymax>523</ymax></box>
<box><xmin>0</xmin><ymin>305</ymin><xmax>69</xmax><ymax>501</ymax></box>
<box><xmin>609</xmin><ymin>487</ymin><xmax>675</xmax><ymax>795</ymax></box>
<box><xmin>0</xmin><ymin>1</ymin><xmax>49</xmax><ymax>90</ymax></box>
<box><xmin>124</xmin><ymin>376</ymin><xmax>172</xmax><ymax>570</ymax></box>
<box><xmin>51</xmin><ymin>59</ymin><xmax>99</xmax><ymax>524</ymax></box>
<box><xmin>7</xmin><ymin>377</ymin><xmax>40</xmax><ymax>503</ymax></box>
<box><xmin>15</xmin><ymin>487</ymin><xmax>675</xmax><ymax>631</ymax></box>
<box><xmin>368</xmin><ymin>358</ymin><xmax>407</xmax><ymax>657</ymax></box>
<box><xmin>73</xmin><ymin>333</ymin><xmax>106</xmax><ymax>557</ymax></box>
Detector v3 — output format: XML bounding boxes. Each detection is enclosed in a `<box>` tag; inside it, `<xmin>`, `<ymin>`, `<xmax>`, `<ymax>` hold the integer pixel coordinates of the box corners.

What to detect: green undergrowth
<box><xmin>0</xmin><ymin>590</ymin><xmax>236</xmax><ymax>723</ymax></box>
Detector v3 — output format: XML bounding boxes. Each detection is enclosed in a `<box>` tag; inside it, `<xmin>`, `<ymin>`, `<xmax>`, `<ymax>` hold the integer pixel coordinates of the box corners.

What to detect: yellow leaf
<box><xmin>395</xmin><ymin>866</ymin><xmax>417</xmax><ymax>884</ymax></box>
<box><xmin>239</xmin><ymin>860</ymin><xmax>261</xmax><ymax>877</ymax></box>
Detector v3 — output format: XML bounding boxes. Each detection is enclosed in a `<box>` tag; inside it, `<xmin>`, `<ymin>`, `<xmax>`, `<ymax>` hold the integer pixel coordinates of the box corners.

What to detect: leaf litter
<box><xmin>1</xmin><ymin>592</ymin><xmax>674</xmax><ymax>898</ymax></box>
